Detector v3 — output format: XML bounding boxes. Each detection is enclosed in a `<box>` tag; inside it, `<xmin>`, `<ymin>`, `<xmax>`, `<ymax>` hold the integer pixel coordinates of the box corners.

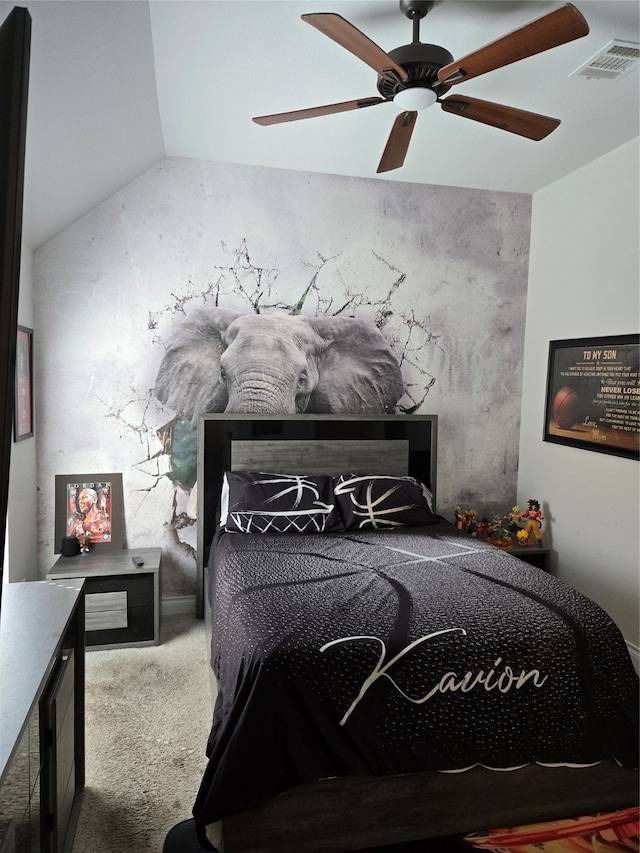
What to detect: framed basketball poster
<box><xmin>54</xmin><ymin>473</ymin><xmax>124</xmax><ymax>553</ymax></box>
<box><xmin>543</xmin><ymin>334</ymin><xmax>639</xmax><ymax>460</ymax></box>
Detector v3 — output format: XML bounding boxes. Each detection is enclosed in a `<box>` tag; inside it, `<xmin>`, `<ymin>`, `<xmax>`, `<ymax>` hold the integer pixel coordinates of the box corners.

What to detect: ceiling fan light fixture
<box><xmin>393</xmin><ymin>87</ymin><xmax>437</xmax><ymax>112</ymax></box>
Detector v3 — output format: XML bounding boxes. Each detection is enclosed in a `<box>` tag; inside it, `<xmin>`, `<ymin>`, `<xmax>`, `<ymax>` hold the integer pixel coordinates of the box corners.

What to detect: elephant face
<box><xmin>220</xmin><ymin>314</ymin><xmax>322</xmax><ymax>413</ymax></box>
<box><xmin>154</xmin><ymin>307</ymin><xmax>404</xmax><ymax>424</ymax></box>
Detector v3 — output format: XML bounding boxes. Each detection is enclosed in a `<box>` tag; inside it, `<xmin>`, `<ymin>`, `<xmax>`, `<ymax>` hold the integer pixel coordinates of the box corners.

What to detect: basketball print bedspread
<box><xmin>194</xmin><ymin>523</ymin><xmax>639</xmax><ymax>828</ymax></box>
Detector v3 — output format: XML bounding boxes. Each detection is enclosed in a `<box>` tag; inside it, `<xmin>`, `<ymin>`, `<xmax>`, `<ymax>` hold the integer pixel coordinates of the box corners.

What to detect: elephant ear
<box><xmin>305</xmin><ymin>316</ymin><xmax>404</xmax><ymax>413</ymax></box>
<box><xmin>155</xmin><ymin>307</ymin><xmax>242</xmax><ymax>425</ymax></box>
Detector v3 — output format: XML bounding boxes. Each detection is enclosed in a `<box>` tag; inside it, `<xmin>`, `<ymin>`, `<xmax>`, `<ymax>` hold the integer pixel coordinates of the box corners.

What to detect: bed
<box><xmin>194</xmin><ymin>413</ymin><xmax>639</xmax><ymax>853</ymax></box>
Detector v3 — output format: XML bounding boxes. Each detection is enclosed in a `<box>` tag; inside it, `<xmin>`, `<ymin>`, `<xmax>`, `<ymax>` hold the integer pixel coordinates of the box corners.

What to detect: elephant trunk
<box><xmin>224</xmin><ymin>372</ymin><xmax>300</xmax><ymax>414</ymax></box>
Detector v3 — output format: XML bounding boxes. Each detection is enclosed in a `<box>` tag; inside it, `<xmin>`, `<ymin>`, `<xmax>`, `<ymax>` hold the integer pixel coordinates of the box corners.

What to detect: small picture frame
<box><xmin>543</xmin><ymin>334</ymin><xmax>639</xmax><ymax>460</ymax></box>
<box><xmin>14</xmin><ymin>325</ymin><xmax>33</xmax><ymax>441</ymax></box>
<box><xmin>54</xmin><ymin>473</ymin><xmax>124</xmax><ymax>553</ymax></box>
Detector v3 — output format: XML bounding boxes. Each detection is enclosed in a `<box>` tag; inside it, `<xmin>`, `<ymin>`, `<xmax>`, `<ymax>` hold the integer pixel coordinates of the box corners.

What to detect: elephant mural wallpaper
<box><xmin>33</xmin><ymin>158</ymin><xmax>531</xmax><ymax>597</ymax></box>
<box><xmin>155</xmin><ymin>309</ymin><xmax>405</xmax><ymax>419</ymax></box>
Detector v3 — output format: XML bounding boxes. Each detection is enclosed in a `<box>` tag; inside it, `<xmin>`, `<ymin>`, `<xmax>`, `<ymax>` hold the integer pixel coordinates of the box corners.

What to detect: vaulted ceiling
<box><xmin>5</xmin><ymin>0</ymin><xmax>638</xmax><ymax>250</ymax></box>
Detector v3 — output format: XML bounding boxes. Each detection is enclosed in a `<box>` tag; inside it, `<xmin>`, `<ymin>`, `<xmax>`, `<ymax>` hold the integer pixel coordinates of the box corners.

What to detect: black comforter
<box><xmin>194</xmin><ymin>522</ymin><xmax>639</xmax><ymax>830</ymax></box>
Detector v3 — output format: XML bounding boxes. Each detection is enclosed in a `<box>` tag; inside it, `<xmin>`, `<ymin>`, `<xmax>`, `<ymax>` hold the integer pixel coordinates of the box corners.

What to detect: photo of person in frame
<box><xmin>66</xmin><ymin>481</ymin><xmax>112</xmax><ymax>544</ymax></box>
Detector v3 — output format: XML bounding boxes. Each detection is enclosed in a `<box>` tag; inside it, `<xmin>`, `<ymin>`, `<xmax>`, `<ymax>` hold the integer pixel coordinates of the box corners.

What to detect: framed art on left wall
<box><xmin>14</xmin><ymin>325</ymin><xmax>33</xmax><ymax>440</ymax></box>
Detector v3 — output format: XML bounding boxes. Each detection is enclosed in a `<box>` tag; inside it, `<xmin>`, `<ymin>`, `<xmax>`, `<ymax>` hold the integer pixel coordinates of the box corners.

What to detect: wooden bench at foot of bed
<box><xmin>219</xmin><ymin>761</ymin><xmax>639</xmax><ymax>853</ymax></box>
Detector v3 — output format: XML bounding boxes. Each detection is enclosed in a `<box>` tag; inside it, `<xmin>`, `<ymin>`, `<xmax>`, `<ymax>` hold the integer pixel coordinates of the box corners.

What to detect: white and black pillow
<box><xmin>223</xmin><ymin>471</ymin><xmax>341</xmax><ymax>535</ymax></box>
<box><xmin>333</xmin><ymin>474</ymin><xmax>437</xmax><ymax>531</ymax></box>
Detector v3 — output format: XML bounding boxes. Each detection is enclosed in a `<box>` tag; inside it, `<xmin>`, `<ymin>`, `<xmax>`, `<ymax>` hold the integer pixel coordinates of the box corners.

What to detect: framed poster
<box><xmin>54</xmin><ymin>473</ymin><xmax>124</xmax><ymax>553</ymax></box>
<box><xmin>14</xmin><ymin>325</ymin><xmax>33</xmax><ymax>440</ymax></box>
<box><xmin>543</xmin><ymin>334</ymin><xmax>639</xmax><ymax>460</ymax></box>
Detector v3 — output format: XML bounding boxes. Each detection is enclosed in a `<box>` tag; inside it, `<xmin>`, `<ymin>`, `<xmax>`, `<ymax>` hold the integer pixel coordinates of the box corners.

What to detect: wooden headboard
<box><xmin>195</xmin><ymin>414</ymin><xmax>438</xmax><ymax>617</ymax></box>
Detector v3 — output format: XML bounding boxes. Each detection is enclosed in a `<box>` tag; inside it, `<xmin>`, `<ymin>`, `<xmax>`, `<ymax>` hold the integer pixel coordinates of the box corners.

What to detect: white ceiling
<box><xmin>5</xmin><ymin>0</ymin><xmax>639</xmax><ymax>250</ymax></box>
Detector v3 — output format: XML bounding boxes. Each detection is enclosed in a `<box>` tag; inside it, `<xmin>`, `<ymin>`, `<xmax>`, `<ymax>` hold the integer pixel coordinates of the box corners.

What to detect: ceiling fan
<box><xmin>252</xmin><ymin>1</ymin><xmax>589</xmax><ymax>173</ymax></box>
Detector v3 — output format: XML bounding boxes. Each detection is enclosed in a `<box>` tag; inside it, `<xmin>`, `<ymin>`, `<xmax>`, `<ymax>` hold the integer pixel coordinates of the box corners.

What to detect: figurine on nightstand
<box><xmin>522</xmin><ymin>499</ymin><xmax>544</xmax><ymax>547</ymax></box>
<box><xmin>488</xmin><ymin>516</ymin><xmax>513</xmax><ymax>548</ymax></box>
<box><xmin>506</xmin><ymin>505</ymin><xmax>524</xmax><ymax>535</ymax></box>
<box><xmin>453</xmin><ymin>507</ymin><xmax>480</xmax><ymax>535</ymax></box>
<box><xmin>476</xmin><ymin>517</ymin><xmax>494</xmax><ymax>539</ymax></box>
<box><xmin>464</xmin><ymin>510</ymin><xmax>479</xmax><ymax>536</ymax></box>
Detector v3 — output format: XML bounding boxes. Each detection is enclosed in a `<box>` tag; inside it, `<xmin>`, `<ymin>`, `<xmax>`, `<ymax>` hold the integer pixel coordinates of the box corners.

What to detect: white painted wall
<box><xmin>5</xmin><ymin>244</ymin><xmax>38</xmax><ymax>583</ymax></box>
<box><xmin>518</xmin><ymin>137</ymin><xmax>639</xmax><ymax>663</ymax></box>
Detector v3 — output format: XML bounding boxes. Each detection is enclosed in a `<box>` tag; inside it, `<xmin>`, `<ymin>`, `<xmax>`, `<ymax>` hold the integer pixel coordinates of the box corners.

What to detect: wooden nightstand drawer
<box><xmin>84</xmin><ymin>572</ymin><xmax>153</xmax><ymax>609</ymax></box>
<box><xmin>86</xmin><ymin>604</ymin><xmax>155</xmax><ymax>648</ymax></box>
<box><xmin>85</xmin><ymin>591</ymin><xmax>128</xmax><ymax>630</ymax></box>
<box><xmin>84</xmin><ymin>574</ymin><xmax>155</xmax><ymax>645</ymax></box>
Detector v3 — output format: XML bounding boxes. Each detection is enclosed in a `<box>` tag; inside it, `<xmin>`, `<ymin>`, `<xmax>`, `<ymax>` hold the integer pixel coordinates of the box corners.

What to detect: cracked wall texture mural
<box><xmin>34</xmin><ymin>158</ymin><xmax>531</xmax><ymax>597</ymax></box>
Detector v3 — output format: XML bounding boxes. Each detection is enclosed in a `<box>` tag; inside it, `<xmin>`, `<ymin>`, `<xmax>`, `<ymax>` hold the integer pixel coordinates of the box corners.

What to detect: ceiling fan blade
<box><xmin>441</xmin><ymin>95</ymin><xmax>560</xmax><ymax>140</ymax></box>
<box><xmin>302</xmin><ymin>13</ymin><xmax>408</xmax><ymax>83</ymax></box>
<box><xmin>253</xmin><ymin>97</ymin><xmax>385</xmax><ymax>126</ymax></box>
<box><xmin>437</xmin><ymin>4</ymin><xmax>589</xmax><ymax>85</ymax></box>
<box><xmin>377</xmin><ymin>111</ymin><xmax>417</xmax><ymax>173</ymax></box>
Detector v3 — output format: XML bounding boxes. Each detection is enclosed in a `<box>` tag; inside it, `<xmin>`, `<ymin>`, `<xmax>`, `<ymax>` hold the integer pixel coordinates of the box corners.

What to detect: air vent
<box><xmin>570</xmin><ymin>39</ymin><xmax>640</xmax><ymax>81</ymax></box>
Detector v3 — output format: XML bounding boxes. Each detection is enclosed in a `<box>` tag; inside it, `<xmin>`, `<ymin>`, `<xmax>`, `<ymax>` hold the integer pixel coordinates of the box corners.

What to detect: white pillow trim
<box><xmin>219</xmin><ymin>473</ymin><xmax>230</xmax><ymax>526</ymax></box>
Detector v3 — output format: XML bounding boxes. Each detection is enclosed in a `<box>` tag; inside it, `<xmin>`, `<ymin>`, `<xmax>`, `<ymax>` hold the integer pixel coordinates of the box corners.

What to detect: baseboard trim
<box><xmin>626</xmin><ymin>640</ymin><xmax>639</xmax><ymax>674</ymax></box>
<box><xmin>161</xmin><ymin>595</ymin><xmax>196</xmax><ymax>617</ymax></box>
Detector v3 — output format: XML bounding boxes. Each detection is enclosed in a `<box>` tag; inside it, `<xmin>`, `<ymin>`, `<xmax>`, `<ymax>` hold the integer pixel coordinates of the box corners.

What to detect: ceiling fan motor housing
<box><xmin>399</xmin><ymin>0</ymin><xmax>434</xmax><ymax>19</ymax></box>
<box><xmin>377</xmin><ymin>42</ymin><xmax>454</xmax><ymax>100</ymax></box>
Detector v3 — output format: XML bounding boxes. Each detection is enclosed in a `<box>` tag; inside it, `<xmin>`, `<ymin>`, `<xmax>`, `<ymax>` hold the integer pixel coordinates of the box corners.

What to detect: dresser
<box><xmin>0</xmin><ymin>580</ymin><xmax>85</xmax><ymax>853</ymax></box>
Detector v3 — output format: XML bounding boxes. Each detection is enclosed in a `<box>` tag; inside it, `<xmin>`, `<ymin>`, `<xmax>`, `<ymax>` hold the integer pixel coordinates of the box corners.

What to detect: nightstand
<box><xmin>508</xmin><ymin>544</ymin><xmax>551</xmax><ymax>572</ymax></box>
<box><xmin>47</xmin><ymin>547</ymin><xmax>161</xmax><ymax>649</ymax></box>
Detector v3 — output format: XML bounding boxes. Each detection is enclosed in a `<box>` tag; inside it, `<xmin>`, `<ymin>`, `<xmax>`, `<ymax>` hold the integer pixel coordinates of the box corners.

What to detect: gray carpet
<box><xmin>72</xmin><ymin>614</ymin><xmax>211</xmax><ymax>853</ymax></box>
